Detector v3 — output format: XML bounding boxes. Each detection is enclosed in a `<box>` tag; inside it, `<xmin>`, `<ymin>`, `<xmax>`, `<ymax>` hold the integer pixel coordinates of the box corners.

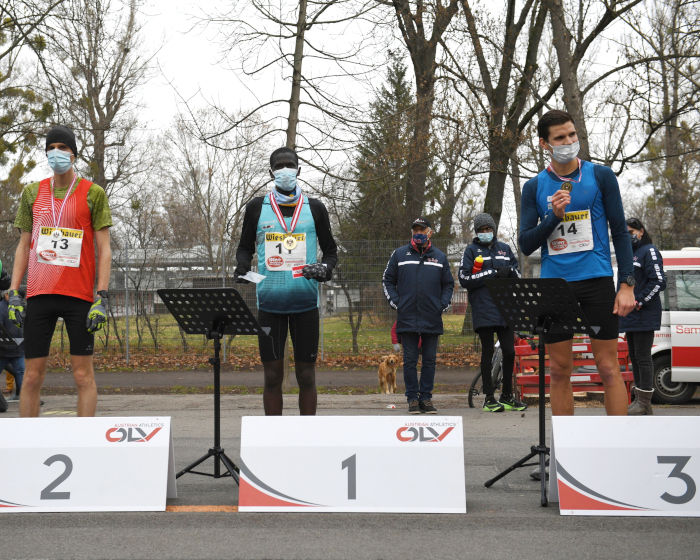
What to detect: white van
<box><xmin>651</xmin><ymin>248</ymin><xmax>700</xmax><ymax>404</ymax></box>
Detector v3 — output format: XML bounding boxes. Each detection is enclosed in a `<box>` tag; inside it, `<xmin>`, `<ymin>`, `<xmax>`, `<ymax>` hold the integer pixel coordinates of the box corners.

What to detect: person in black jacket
<box><xmin>0</xmin><ymin>288</ymin><xmax>25</xmax><ymax>406</ymax></box>
<box><xmin>382</xmin><ymin>217</ymin><xmax>454</xmax><ymax>414</ymax></box>
<box><xmin>619</xmin><ymin>218</ymin><xmax>666</xmax><ymax>415</ymax></box>
<box><xmin>459</xmin><ymin>213</ymin><xmax>527</xmax><ymax>412</ymax></box>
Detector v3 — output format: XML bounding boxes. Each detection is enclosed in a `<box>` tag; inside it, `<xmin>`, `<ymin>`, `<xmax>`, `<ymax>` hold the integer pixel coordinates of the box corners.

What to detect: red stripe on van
<box><xmin>672</xmin><ymin>347</ymin><xmax>700</xmax><ymax>367</ymax></box>
<box><xmin>664</xmin><ymin>258</ymin><xmax>700</xmax><ymax>267</ymax></box>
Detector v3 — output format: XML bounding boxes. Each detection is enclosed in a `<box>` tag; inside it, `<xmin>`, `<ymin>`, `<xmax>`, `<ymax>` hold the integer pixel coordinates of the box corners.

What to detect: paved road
<box><xmin>40</xmin><ymin>368</ymin><xmax>479</xmax><ymax>389</ymax></box>
<box><xmin>2</xmin><ymin>395</ymin><xmax>699</xmax><ymax>559</ymax></box>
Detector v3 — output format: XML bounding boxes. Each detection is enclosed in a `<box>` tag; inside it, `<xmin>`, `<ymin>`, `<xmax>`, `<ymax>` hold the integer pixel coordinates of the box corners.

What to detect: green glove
<box><xmin>0</xmin><ymin>259</ymin><xmax>10</xmax><ymax>291</ymax></box>
<box><xmin>86</xmin><ymin>292</ymin><xmax>107</xmax><ymax>334</ymax></box>
<box><xmin>8</xmin><ymin>289</ymin><xmax>25</xmax><ymax>329</ymax></box>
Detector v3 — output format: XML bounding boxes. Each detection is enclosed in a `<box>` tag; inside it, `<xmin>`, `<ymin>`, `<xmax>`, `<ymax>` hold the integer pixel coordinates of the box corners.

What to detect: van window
<box><xmin>668</xmin><ymin>270</ymin><xmax>700</xmax><ymax>311</ymax></box>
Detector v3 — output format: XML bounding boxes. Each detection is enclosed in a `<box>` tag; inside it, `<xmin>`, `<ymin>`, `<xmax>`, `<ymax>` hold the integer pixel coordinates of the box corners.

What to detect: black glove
<box><xmin>234</xmin><ymin>264</ymin><xmax>251</xmax><ymax>284</ymax></box>
<box><xmin>494</xmin><ymin>267</ymin><xmax>510</xmax><ymax>279</ymax></box>
<box><xmin>508</xmin><ymin>267</ymin><xmax>520</xmax><ymax>278</ymax></box>
<box><xmin>302</xmin><ymin>263</ymin><xmax>328</xmax><ymax>281</ymax></box>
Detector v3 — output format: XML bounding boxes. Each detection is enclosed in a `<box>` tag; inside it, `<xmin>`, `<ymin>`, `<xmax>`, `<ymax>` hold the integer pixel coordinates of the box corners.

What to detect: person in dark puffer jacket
<box><xmin>459</xmin><ymin>213</ymin><xmax>527</xmax><ymax>412</ymax></box>
<box><xmin>382</xmin><ymin>217</ymin><xmax>454</xmax><ymax>415</ymax></box>
<box><xmin>619</xmin><ymin>217</ymin><xmax>666</xmax><ymax>415</ymax></box>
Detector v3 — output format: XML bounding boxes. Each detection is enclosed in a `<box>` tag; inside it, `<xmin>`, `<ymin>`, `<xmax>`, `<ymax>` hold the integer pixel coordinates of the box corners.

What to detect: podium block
<box><xmin>238</xmin><ymin>416</ymin><xmax>466</xmax><ymax>513</ymax></box>
<box><xmin>0</xmin><ymin>417</ymin><xmax>176</xmax><ymax>513</ymax></box>
<box><xmin>551</xmin><ymin>416</ymin><xmax>700</xmax><ymax>516</ymax></box>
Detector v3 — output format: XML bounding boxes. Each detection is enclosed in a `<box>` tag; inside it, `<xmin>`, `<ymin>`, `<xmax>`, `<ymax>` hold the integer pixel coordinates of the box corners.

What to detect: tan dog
<box><xmin>378</xmin><ymin>354</ymin><xmax>401</xmax><ymax>394</ymax></box>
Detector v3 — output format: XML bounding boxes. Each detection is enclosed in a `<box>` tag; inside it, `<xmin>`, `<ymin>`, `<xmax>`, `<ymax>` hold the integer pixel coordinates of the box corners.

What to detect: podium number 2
<box><xmin>342</xmin><ymin>454</ymin><xmax>356</xmax><ymax>500</ymax></box>
<box><xmin>41</xmin><ymin>455</ymin><xmax>73</xmax><ymax>500</ymax></box>
<box><xmin>658</xmin><ymin>456</ymin><xmax>696</xmax><ymax>504</ymax></box>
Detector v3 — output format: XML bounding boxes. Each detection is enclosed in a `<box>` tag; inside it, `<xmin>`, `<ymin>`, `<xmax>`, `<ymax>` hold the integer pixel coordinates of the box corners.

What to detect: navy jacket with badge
<box><xmin>619</xmin><ymin>243</ymin><xmax>666</xmax><ymax>333</ymax></box>
<box><xmin>382</xmin><ymin>243</ymin><xmax>454</xmax><ymax>335</ymax></box>
<box><xmin>458</xmin><ymin>238</ymin><xmax>520</xmax><ymax>331</ymax></box>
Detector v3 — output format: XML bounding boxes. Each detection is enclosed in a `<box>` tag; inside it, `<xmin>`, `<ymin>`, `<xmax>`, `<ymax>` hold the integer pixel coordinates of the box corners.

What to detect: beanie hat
<box><xmin>46</xmin><ymin>125</ymin><xmax>78</xmax><ymax>157</ymax></box>
<box><xmin>473</xmin><ymin>213</ymin><xmax>497</xmax><ymax>233</ymax></box>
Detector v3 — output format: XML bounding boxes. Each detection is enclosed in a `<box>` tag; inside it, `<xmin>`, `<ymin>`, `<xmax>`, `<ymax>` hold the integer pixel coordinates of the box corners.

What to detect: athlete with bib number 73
<box><xmin>519</xmin><ymin>110</ymin><xmax>635</xmax><ymax>422</ymax></box>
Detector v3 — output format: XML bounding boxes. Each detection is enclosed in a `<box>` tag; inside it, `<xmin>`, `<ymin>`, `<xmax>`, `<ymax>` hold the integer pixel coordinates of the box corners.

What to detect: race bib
<box><xmin>547</xmin><ymin>210</ymin><xmax>594</xmax><ymax>255</ymax></box>
<box><xmin>264</xmin><ymin>232</ymin><xmax>307</xmax><ymax>271</ymax></box>
<box><xmin>36</xmin><ymin>227</ymin><xmax>83</xmax><ymax>267</ymax></box>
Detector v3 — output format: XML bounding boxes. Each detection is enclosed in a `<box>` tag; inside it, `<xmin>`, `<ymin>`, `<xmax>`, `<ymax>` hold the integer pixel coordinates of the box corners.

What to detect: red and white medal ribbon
<box><xmin>269</xmin><ymin>191</ymin><xmax>304</xmax><ymax>234</ymax></box>
<box><xmin>50</xmin><ymin>173</ymin><xmax>79</xmax><ymax>228</ymax></box>
<box><xmin>547</xmin><ymin>157</ymin><xmax>583</xmax><ymax>184</ymax></box>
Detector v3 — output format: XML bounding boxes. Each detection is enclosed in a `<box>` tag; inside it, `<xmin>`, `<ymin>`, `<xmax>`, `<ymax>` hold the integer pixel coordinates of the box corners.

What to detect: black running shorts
<box><xmin>257</xmin><ymin>308</ymin><xmax>319</xmax><ymax>363</ymax></box>
<box><xmin>544</xmin><ymin>277</ymin><xmax>619</xmax><ymax>344</ymax></box>
<box><xmin>24</xmin><ymin>294</ymin><xmax>94</xmax><ymax>359</ymax></box>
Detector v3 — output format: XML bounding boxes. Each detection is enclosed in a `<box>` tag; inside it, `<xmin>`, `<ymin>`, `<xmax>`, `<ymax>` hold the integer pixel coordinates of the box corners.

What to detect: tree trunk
<box><xmin>548</xmin><ymin>0</ymin><xmax>591</xmax><ymax>160</ymax></box>
<box><xmin>286</xmin><ymin>0</ymin><xmax>307</xmax><ymax>150</ymax></box>
<box><xmin>483</xmin><ymin>144</ymin><xmax>511</xmax><ymax>226</ymax></box>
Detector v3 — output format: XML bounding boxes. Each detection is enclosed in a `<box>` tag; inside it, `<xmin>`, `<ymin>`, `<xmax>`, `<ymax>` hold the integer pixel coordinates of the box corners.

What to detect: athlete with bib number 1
<box><xmin>8</xmin><ymin>125</ymin><xmax>112</xmax><ymax>418</ymax></box>
<box><xmin>234</xmin><ymin>147</ymin><xmax>338</xmax><ymax>416</ymax></box>
<box><xmin>519</xmin><ymin>110</ymin><xmax>635</xmax><ymax>423</ymax></box>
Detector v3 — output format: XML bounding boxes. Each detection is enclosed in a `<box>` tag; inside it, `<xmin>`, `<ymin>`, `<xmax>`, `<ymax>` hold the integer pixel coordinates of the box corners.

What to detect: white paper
<box><xmin>241</xmin><ymin>271</ymin><xmax>266</xmax><ymax>283</ymax></box>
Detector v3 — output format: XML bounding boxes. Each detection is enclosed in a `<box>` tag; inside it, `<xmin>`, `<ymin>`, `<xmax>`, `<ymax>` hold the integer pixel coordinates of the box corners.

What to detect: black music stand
<box><xmin>157</xmin><ymin>288</ymin><xmax>270</xmax><ymax>485</ymax></box>
<box><xmin>482</xmin><ymin>278</ymin><xmax>599</xmax><ymax>506</ymax></box>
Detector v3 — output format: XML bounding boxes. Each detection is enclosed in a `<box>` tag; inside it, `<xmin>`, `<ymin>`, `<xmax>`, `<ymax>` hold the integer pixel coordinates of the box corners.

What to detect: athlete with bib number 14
<box><xmin>519</xmin><ymin>110</ymin><xmax>635</xmax><ymax>424</ymax></box>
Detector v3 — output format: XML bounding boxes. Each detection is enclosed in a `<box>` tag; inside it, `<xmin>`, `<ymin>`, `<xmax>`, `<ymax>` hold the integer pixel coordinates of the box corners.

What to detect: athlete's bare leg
<box><xmin>547</xmin><ymin>340</ymin><xmax>575</xmax><ymax>415</ymax></box>
<box><xmin>295</xmin><ymin>361</ymin><xmax>317</xmax><ymax>415</ymax></box>
<box><xmin>19</xmin><ymin>357</ymin><xmax>48</xmax><ymax>417</ymax></box>
<box><xmin>71</xmin><ymin>354</ymin><xmax>97</xmax><ymax>417</ymax></box>
<box><xmin>263</xmin><ymin>359</ymin><xmax>284</xmax><ymax>415</ymax></box>
<box><xmin>591</xmin><ymin>338</ymin><xmax>628</xmax><ymax>416</ymax></box>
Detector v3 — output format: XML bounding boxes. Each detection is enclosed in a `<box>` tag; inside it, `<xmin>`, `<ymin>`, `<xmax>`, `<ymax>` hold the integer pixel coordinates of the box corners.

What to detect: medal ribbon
<box><xmin>547</xmin><ymin>158</ymin><xmax>583</xmax><ymax>184</ymax></box>
<box><xmin>269</xmin><ymin>191</ymin><xmax>304</xmax><ymax>234</ymax></box>
<box><xmin>50</xmin><ymin>173</ymin><xmax>79</xmax><ymax>229</ymax></box>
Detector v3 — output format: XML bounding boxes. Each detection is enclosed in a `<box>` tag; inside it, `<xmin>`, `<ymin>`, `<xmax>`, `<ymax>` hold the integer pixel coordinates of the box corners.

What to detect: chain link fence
<box><xmin>1</xmin><ymin>239</ymin><xmax>492</xmax><ymax>369</ymax></box>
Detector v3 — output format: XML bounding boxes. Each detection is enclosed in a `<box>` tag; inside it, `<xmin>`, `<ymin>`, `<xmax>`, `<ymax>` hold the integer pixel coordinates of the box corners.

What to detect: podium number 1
<box><xmin>41</xmin><ymin>454</ymin><xmax>73</xmax><ymax>500</ymax></box>
<box><xmin>342</xmin><ymin>454</ymin><xmax>356</xmax><ymax>500</ymax></box>
<box><xmin>658</xmin><ymin>456</ymin><xmax>696</xmax><ymax>505</ymax></box>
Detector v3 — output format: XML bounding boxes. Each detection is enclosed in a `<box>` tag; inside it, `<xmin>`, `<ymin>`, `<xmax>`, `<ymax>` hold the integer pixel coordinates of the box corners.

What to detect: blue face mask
<box><xmin>412</xmin><ymin>232</ymin><xmax>429</xmax><ymax>245</ymax></box>
<box><xmin>272</xmin><ymin>168</ymin><xmax>298</xmax><ymax>192</ymax></box>
<box><xmin>47</xmin><ymin>149</ymin><xmax>73</xmax><ymax>174</ymax></box>
<box><xmin>478</xmin><ymin>232</ymin><xmax>494</xmax><ymax>243</ymax></box>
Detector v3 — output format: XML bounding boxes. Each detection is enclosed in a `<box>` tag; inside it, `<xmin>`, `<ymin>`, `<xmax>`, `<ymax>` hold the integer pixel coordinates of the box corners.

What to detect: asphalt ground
<box><xmin>2</xmin><ymin>393</ymin><xmax>700</xmax><ymax>559</ymax></box>
<box><xmin>38</xmin><ymin>368</ymin><xmax>478</xmax><ymax>389</ymax></box>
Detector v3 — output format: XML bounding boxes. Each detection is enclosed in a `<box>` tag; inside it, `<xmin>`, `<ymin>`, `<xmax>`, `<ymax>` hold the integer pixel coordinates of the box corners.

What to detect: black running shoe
<box><xmin>419</xmin><ymin>400</ymin><xmax>437</xmax><ymax>414</ymax></box>
<box><xmin>483</xmin><ymin>395</ymin><xmax>505</xmax><ymax>412</ymax></box>
<box><xmin>408</xmin><ymin>400</ymin><xmax>421</xmax><ymax>414</ymax></box>
<box><xmin>499</xmin><ymin>394</ymin><xmax>528</xmax><ymax>411</ymax></box>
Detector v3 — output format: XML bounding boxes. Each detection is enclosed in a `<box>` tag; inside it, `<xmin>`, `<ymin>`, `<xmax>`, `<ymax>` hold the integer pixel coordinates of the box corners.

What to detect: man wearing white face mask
<box><xmin>519</xmin><ymin>110</ymin><xmax>635</xmax><ymax>422</ymax></box>
<box><xmin>9</xmin><ymin>124</ymin><xmax>112</xmax><ymax>417</ymax></box>
<box><xmin>234</xmin><ymin>147</ymin><xmax>337</xmax><ymax>416</ymax></box>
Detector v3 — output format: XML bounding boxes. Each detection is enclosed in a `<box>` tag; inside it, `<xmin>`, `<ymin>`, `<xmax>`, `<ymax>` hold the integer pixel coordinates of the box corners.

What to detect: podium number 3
<box><xmin>41</xmin><ymin>455</ymin><xmax>73</xmax><ymax>500</ymax></box>
<box><xmin>658</xmin><ymin>456</ymin><xmax>696</xmax><ymax>505</ymax></box>
<box><xmin>342</xmin><ymin>454</ymin><xmax>356</xmax><ymax>500</ymax></box>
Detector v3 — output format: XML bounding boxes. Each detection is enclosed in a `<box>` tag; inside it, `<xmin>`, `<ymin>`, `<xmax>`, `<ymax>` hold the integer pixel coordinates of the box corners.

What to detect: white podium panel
<box><xmin>0</xmin><ymin>417</ymin><xmax>177</xmax><ymax>513</ymax></box>
<box><xmin>551</xmin><ymin>417</ymin><xmax>700</xmax><ymax>516</ymax></box>
<box><xmin>239</xmin><ymin>416</ymin><xmax>466</xmax><ymax>513</ymax></box>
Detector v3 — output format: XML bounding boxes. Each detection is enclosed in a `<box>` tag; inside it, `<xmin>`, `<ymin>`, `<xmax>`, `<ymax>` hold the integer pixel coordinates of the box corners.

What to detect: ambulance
<box><xmin>651</xmin><ymin>248</ymin><xmax>700</xmax><ymax>404</ymax></box>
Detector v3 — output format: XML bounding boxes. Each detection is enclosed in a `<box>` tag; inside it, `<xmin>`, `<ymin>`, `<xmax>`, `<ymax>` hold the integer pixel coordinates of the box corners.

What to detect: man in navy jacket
<box><xmin>382</xmin><ymin>218</ymin><xmax>454</xmax><ymax>414</ymax></box>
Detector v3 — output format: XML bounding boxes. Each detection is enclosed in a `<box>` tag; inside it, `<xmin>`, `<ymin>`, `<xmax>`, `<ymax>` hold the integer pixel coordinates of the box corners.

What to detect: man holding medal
<box><xmin>234</xmin><ymin>147</ymin><xmax>337</xmax><ymax>415</ymax></box>
<box><xmin>519</xmin><ymin>110</ymin><xmax>635</xmax><ymax>418</ymax></box>
<box><xmin>8</xmin><ymin>125</ymin><xmax>112</xmax><ymax>417</ymax></box>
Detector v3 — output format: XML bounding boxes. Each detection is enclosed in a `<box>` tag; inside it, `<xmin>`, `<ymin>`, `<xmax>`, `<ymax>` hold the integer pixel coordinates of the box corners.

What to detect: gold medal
<box><xmin>561</xmin><ymin>182</ymin><xmax>573</xmax><ymax>192</ymax></box>
<box><xmin>283</xmin><ymin>235</ymin><xmax>297</xmax><ymax>250</ymax></box>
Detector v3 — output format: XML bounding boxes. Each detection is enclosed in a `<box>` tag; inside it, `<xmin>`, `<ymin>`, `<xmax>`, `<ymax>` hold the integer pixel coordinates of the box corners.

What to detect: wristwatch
<box><xmin>97</xmin><ymin>290</ymin><xmax>110</xmax><ymax>299</ymax></box>
<box><xmin>623</xmin><ymin>276</ymin><xmax>636</xmax><ymax>287</ymax></box>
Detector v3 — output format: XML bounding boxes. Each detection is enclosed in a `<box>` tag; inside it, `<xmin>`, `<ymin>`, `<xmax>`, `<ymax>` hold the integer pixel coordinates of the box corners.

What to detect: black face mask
<box><xmin>630</xmin><ymin>233</ymin><xmax>641</xmax><ymax>247</ymax></box>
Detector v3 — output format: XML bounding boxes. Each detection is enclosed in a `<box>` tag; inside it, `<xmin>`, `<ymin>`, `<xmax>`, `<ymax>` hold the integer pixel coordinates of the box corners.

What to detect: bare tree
<box><xmin>45</xmin><ymin>0</ymin><xmax>154</xmax><ymax>201</ymax></box>
<box><xmin>162</xmin><ymin>109</ymin><xmax>271</xmax><ymax>271</ymax></box>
